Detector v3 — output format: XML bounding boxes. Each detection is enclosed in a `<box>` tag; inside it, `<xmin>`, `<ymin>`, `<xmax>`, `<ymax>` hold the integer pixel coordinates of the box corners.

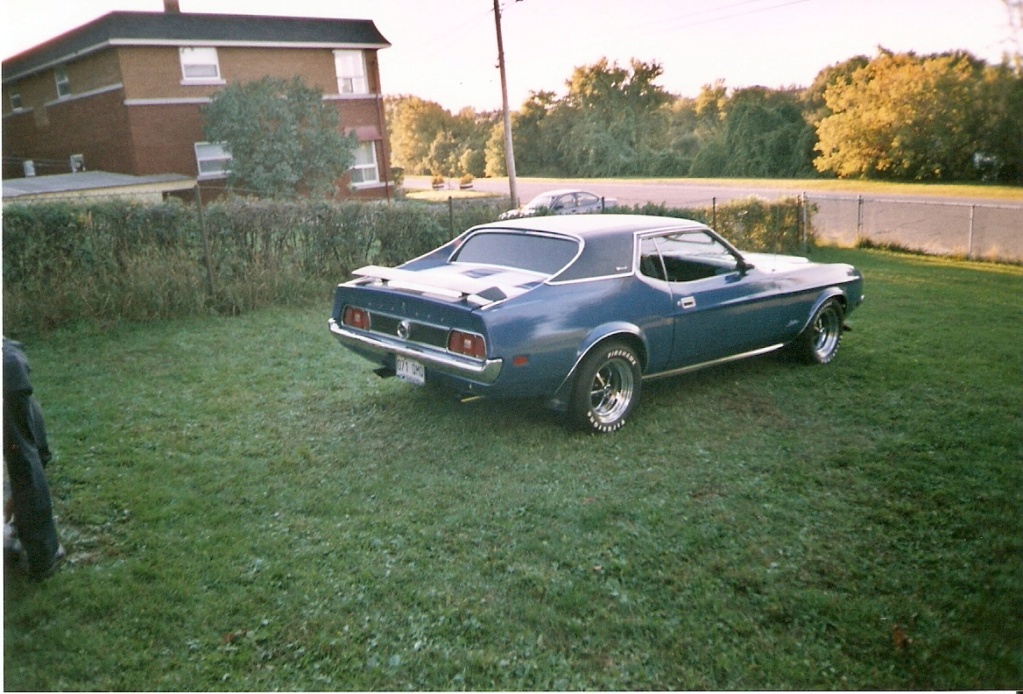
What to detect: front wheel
<box><xmin>569</xmin><ymin>342</ymin><xmax>642</xmax><ymax>433</ymax></box>
<box><xmin>793</xmin><ymin>298</ymin><xmax>844</xmax><ymax>364</ymax></box>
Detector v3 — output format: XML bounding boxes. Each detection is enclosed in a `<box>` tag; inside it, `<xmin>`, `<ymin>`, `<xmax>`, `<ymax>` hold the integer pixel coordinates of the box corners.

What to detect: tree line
<box><xmin>386</xmin><ymin>49</ymin><xmax>1023</xmax><ymax>184</ymax></box>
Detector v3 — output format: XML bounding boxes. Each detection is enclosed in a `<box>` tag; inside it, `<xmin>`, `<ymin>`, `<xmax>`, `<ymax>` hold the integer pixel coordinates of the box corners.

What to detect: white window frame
<box><xmin>194</xmin><ymin>142</ymin><xmax>232</xmax><ymax>179</ymax></box>
<box><xmin>334</xmin><ymin>50</ymin><xmax>369</xmax><ymax>95</ymax></box>
<box><xmin>180</xmin><ymin>47</ymin><xmax>222</xmax><ymax>83</ymax></box>
<box><xmin>70</xmin><ymin>154</ymin><xmax>86</xmax><ymax>173</ymax></box>
<box><xmin>54</xmin><ymin>66</ymin><xmax>71</xmax><ymax>98</ymax></box>
<box><xmin>349</xmin><ymin>141</ymin><xmax>379</xmax><ymax>187</ymax></box>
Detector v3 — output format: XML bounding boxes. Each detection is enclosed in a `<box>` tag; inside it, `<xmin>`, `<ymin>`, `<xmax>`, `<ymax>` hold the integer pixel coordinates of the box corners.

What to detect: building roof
<box><xmin>2</xmin><ymin>171</ymin><xmax>195</xmax><ymax>202</ymax></box>
<box><xmin>2</xmin><ymin>11</ymin><xmax>391</xmax><ymax>82</ymax></box>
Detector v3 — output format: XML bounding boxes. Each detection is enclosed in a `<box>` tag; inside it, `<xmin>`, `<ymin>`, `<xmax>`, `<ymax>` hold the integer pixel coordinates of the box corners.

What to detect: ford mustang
<box><xmin>329</xmin><ymin>215</ymin><xmax>864</xmax><ymax>433</ymax></box>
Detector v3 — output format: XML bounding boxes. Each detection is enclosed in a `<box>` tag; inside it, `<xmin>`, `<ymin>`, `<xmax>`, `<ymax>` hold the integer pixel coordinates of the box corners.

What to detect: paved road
<box><xmin>406</xmin><ymin>175</ymin><xmax>1023</xmax><ymax>262</ymax></box>
<box><xmin>405</xmin><ymin>175</ymin><xmax>1021</xmax><ymax>208</ymax></box>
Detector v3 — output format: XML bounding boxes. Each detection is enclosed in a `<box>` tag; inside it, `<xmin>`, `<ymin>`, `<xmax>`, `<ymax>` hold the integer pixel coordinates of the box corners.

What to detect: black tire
<box><xmin>569</xmin><ymin>342</ymin><xmax>642</xmax><ymax>433</ymax></box>
<box><xmin>793</xmin><ymin>298</ymin><xmax>844</xmax><ymax>364</ymax></box>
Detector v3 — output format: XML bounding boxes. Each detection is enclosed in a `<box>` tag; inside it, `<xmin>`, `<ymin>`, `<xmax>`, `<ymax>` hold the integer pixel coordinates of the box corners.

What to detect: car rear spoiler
<box><xmin>351</xmin><ymin>265</ymin><xmax>534</xmax><ymax>307</ymax></box>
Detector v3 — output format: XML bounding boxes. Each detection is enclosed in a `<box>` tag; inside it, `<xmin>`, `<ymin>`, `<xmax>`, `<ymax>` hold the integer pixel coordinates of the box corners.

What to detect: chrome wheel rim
<box><xmin>811</xmin><ymin>306</ymin><xmax>841</xmax><ymax>360</ymax></box>
<box><xmin>589</xmin><ymin>357</ymin><xmax>635</xmax><ymax>425</ymax></box>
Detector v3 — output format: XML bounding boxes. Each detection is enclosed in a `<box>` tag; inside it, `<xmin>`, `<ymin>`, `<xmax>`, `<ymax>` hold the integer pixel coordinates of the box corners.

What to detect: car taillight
<box><xmin>447</xmin><ymin>330</ymin><xmax>487</xmax><ymax>359</ymax></box>
<box><xmin>342</xmin><ymin>306</ymin><xmax>371</xmax><ymax>330</ymax></box>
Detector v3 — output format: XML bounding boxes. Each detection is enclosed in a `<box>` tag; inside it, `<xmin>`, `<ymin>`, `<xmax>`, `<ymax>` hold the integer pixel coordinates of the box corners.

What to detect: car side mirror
<box><xmin>737</xmin><ymin>259</ymin><xmax>754</xmax><ymax>273</ymax></box>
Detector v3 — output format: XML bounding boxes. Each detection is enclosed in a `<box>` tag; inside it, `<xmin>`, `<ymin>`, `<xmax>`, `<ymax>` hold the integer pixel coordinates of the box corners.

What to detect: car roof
<box><xmin>472</xmin><ymin>214</ymin><xmax>711</xmax><ymax>282</ymax></box>
<box><xmin>528</xmin><ymin>188</ymin><xmax>582</xmax><ymax>198</ymax></box>
<box><xmin>480</xmin><ymin>214</ymin><xmax>707</xmax><ymax>239</ymax></box>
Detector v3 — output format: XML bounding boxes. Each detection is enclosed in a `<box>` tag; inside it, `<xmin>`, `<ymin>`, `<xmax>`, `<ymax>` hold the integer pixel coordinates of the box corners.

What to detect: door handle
<box><xmin>678</xmin><ymin>296</ymin><xmax>696</xmax><ymax>309</ymax></box>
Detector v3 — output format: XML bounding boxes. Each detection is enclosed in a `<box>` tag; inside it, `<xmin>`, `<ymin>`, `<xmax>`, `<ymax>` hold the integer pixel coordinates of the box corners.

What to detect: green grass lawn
<box><xmin>4</xmin><ymin>249</ymin><xmax>1021</xmax><ymax>690</ymax></box>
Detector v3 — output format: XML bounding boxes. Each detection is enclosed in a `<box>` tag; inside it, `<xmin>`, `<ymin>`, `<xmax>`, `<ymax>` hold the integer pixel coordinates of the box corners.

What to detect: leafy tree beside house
<box><xmin>202</xmin><ymin>76</ymin><xmax>356</xmax><ymax>198</ymax></box>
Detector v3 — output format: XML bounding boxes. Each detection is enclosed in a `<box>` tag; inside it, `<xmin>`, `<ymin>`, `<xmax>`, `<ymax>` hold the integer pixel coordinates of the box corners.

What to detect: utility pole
<box><xmin>493</xmin><ymin>0</ymin><xmax>518</xmax><ymax>208</ymax></box>
<box><xmin>1006</xmin><ymin>0</ymin><xmax>1023</xmax><ymax>75</ymax></box>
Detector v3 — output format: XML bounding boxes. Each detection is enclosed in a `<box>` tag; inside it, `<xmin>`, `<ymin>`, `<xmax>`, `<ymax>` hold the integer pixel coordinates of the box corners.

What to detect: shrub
<box><xmin>2</xmin><ymin>195</ymin><xmax>809</xmax><ymax>336</ymax></box>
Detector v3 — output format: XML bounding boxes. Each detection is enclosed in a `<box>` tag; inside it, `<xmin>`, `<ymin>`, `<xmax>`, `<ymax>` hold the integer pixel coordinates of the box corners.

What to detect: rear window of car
<box><xmin>451</xmin><ymin>231</ymin><xmax>580</xmax><ymax>275</ymax></box>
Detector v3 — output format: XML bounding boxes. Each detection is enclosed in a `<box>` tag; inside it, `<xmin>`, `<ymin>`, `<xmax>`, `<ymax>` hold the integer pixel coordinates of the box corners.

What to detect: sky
<box><xmin>2</xmin><ymin>0</ymin><xmax>1016</xmax><ymax>112</ymax></box>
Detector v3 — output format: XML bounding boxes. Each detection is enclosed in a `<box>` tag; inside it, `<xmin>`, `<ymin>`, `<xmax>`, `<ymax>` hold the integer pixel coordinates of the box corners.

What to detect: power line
<box><xmin>659</xmin><ymin>0</ymin><xmax>815</xmax><ymax>33</ymax></box>
<box><xmin>592</xmin><ymin>0</ymin><xmax>816</xmax><ymax>43</ymax></box>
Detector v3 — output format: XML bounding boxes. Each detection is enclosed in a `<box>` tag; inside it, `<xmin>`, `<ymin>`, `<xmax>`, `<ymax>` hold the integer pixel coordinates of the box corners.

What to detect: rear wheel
<box><xmin>569</xmin><ymin>342</ymin><xmax>642</xmax><ymax>433</ymax></box>
<box><xmin>794</xmin><ymin>298</ymin><xmax>844</xmax><ymax>364</ymax></box>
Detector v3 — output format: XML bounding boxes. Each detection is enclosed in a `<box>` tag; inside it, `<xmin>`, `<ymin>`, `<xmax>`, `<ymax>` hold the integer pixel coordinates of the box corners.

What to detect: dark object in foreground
<box><xmin>3</xmin><ymin>338</ymin><xmax>64</xmax><ymax>579</ymax></box>
<box><xmin>329</xmin><ymin>215</ymin><xmax>864</xmax><ymax>433</ymax></box>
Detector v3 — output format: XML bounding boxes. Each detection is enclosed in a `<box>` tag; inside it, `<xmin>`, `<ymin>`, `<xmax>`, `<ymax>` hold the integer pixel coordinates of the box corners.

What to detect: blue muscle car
<box><xmin>329</xmin><ymin>215</ymin><xmax>864</xmax><ymax>433</ymax></box>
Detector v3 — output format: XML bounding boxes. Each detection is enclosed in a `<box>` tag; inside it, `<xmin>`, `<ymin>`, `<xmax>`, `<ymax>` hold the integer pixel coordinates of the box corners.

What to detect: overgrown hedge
<box><xmin>2</xmin><ymin>195</ymin><xmax>811</xmax><ymax>336</ymax></box>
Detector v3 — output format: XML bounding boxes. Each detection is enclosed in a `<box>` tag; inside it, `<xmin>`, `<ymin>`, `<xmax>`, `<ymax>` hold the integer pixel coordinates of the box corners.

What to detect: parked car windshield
<box><xmin>451</xmin><ymin>231</ymin><xmax>580</xmax><ymax>275</ymax></box>
<box><xmin>524</xmin><ymin>193</ymin><xmax>558</xmax><ymax>209</ymax></box>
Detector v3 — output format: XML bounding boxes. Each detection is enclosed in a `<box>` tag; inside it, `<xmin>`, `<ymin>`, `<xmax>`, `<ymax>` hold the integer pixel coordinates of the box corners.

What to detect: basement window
<box><xmin>194</xmin><ymin>142</ymin><xmax>232</xmax><ymax>179</ymax></box>
<box><xmin>180</xmin><ymin>47</ymin><xmax>222</xmax><ymax>82</ymax></box>
<box><xmin>9</xmin><ymin>88</ymin><xmax>23</xmax><ymax>110</ymax></box>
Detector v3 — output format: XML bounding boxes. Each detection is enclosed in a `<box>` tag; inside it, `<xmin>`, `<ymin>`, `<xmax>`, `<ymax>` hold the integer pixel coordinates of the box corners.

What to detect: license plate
<box><xmin>395</xmin><ymin>356</ymin><xmax>425</xmax><ymax>386</ymax></box>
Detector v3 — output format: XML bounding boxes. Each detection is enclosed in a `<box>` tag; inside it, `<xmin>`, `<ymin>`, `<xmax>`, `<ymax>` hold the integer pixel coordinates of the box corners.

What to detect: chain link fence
<box><xmin>807</xmin><ymin>195</ymin><xmax>1023</xmax><ymax>263</ymax></box>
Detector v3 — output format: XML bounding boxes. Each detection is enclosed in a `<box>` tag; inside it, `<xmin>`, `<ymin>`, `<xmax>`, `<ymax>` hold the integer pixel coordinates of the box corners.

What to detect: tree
<box><xmin>202</xmin><ymin>76</ymin><xmax>355</xmax><ymax>198</ymax></box>
<box><xmin>556</xmin><ymin>58</ymin><xmax>672</xmax><ymax>177</ymax></box>
<box><xmin>814</xmin><ymin>50</ymin><xmax>990</xmax><ymax>180</ymax></box>
<box><xmin>484</xmin><ymin>121</ymin><xmax>507</xmax><ymax>177</ymax></box>
<box><xmin>723</xmin><ymin>87</ymin><xmax>815</xmax><ymax>177</ymax></box>
<box><xmin>974</xmin><ymin>62</ymin><xmax>1023</xmax><ymax>182</ymax></box>
<box><xmin>385</xmin><ymin>96</ymin><xmax>450</xmax><ymax>175</ymax></box>
<box><xmin>510</xmin><ymin>90</ymin><xmax>560</xmax><ymax>175</ymax></box>
<box><xmin>385</xmin><ymin>97</ymin><xmax>496</xmax><ymax>177</ymax></box>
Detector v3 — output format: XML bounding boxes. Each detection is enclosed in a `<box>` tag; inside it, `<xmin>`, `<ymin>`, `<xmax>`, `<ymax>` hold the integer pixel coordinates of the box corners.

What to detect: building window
<box><xmin>9</xmin><ymin>88</ymin><xmax>23</xmax><ymax>110</ymax></box>
<box><xmin>334</xmin><ymin>50</ymin><xmax>368</xmax><ymax>94</ymax></box>
<box><xmin>54</xmin><ymin>66</ymin><xmax>71</xmax><ymax>98</ymax></box>
<box><xmin>70</xmin><ymin>154</ymin><xmax>86</xmax><ymax>173</ymax></box>
<box><xmin>349</xmin><ymin>141</ymin><xmax>379</xmax><ymax>186</ymax></box>
<box><xmin>194</xmin><ymin>142</ymin><xmax>232</xmax><ymax>178</ymax></box>
<box><xmin>180</xmin><ymin>47</ymin><xmax>221</xmax><ymax>82</ymax></box>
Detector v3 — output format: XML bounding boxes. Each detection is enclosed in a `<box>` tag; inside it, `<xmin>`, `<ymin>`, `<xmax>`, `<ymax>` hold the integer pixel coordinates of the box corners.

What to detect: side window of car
<box><xmin>644</xmin><ymin>232</ymin><xmax>737</xmax><ymax>282</ymax></box>
<box><xmin>577</xmin><ymin>192</ymin><xmax>598</xmax><ymax>208</ymax></box>
<box><xmin>639</xmin><ymin>237</ymin><xmax>667</xmax><ymax>281</ymax></box>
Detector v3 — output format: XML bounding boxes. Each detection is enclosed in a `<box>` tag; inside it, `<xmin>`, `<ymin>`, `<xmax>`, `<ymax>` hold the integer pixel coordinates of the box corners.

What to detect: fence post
<box><xmin>968</xmin><ymin>204</ymin><xmax>976</xmax><ymax>260</ymax></box>
<box><xmin>448</xmin><ymin>196</ymin><xmax>455</xmax><ymax>239</ymax></box>
<box><xmin>801</xmin><ymin>192</ymin><xmax>809</xmax><ymax>253</ymax></box>
<box><xmin>856</xmin><ymin>195</ymin><xmax>864</xmax><ymax>239</ymax></box>
<box><xmin>712</xmin><ymin>197</ymin><xmax>717</xmax><ymax>229</ymax></box>
<box><xmin>195</xmin><ymin>185</ymin><xmax>218</xmax><ymax>300</ymax></box>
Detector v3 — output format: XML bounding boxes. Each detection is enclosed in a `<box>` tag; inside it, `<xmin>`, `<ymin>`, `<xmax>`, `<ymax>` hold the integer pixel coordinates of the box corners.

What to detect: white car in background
<box><xmin>500</xmin><ymin>189</ymin><xmax>618</xmax><ymax>219</ymax></box>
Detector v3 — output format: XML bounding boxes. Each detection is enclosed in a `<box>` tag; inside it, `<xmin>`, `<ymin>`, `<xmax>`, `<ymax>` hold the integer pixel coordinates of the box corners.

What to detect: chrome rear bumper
<box><xmin>329</xmin><ymin>318</ymin><xmax>503</xmax><ymax>385</ymax></box>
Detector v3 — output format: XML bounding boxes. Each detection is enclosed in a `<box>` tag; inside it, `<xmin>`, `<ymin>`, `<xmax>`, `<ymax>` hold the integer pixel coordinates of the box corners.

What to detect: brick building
<box><xmin>2</xmin><ymin>3</ymin><xmax>393</xmax><ymax>199</ymax></box>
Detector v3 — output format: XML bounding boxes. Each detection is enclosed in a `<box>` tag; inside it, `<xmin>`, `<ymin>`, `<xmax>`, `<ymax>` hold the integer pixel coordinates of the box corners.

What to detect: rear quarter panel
<box><xmin>476</xmin><ymin>276</ymin><xmax>675</xmax><ymax>398</ymax></box>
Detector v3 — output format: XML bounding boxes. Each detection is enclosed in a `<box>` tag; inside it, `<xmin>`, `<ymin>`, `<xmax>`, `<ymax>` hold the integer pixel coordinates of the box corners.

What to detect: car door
<box><xmin>639</xmin><ymin>232</ymin><xmax>785</xmax><ymax>367</ymax></box>
<box><xmin>576</xmin><ymin>192</ymin><xmax>601</xmax><ymax>213</ymax></box>
<box><xmin>553</xmin><ymin>193</ymin><xmax>579</xmax><ymax>215</ymax></box>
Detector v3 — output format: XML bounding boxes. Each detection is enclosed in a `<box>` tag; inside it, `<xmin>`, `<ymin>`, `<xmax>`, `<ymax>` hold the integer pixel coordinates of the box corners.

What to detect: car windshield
<box><xmin>524</xmin><ymin>194</ymin><xmax>558</xmax><ymax>208</ymax></box>
<box><xmin>451</xmin><ymin>231</ymin><xmax>579</xmax><ymax>275</ymax></box>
